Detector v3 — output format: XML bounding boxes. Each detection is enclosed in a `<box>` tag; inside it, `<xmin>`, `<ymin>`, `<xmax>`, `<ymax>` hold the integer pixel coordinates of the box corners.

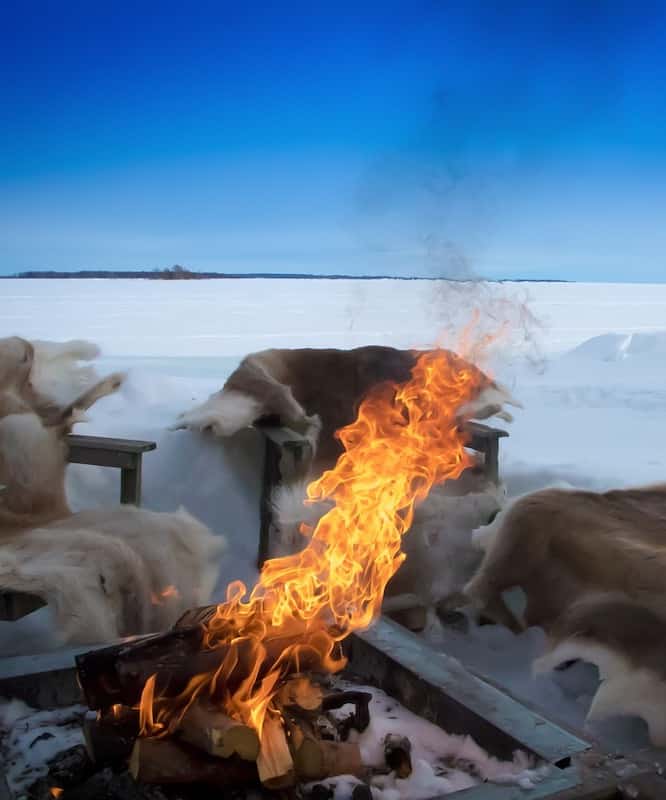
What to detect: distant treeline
<box><xmin>6</xmin><ymin>266</ymin><xmax>569</xmax><ymax>282</ymax></box>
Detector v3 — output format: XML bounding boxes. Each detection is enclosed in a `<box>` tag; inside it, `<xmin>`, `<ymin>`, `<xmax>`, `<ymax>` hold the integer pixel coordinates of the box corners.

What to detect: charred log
<box><xmin>384</xmin><ymin>733</ymin><xmax>412</xmax><ymax>778</ymax></box>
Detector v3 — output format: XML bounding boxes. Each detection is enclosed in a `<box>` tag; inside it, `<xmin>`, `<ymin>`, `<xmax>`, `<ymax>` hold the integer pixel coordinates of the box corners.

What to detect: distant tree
<box><xmin>160</xmin><ymin>264</ymin><xmax>198</xmax><ymax>279</ymax></box>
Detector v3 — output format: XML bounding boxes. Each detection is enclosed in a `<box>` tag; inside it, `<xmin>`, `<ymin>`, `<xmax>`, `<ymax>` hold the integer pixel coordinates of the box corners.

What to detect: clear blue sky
<box><xmin>2</xmin><ymin>1</ymin><xmax>665</xmax><ymax>280</ymax></box>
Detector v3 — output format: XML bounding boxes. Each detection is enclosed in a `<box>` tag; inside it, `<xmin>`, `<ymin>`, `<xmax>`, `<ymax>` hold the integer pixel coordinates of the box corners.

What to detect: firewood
<box><xmin>256</xmin><ymin>715</ymin><xmax>296</xmax><ymax>790</ymax></box>
<box><xmin>278</xmin><ymin>675</ymin><xmax>324</xmax><ymax>713</ymax></box>
<box><xmin>174</xmin><ymin>605</ymin><xmax>218</xmax><ymax>629</ymax></box>
<box><xmin>82</xmin><ymin>713</ymin><xmax>138</xmax><ymax>765</ymax></box>
<box><xmin>384</xmin><ymin>733</ymin><xmax>412</xmax><ymax>778</ymax></box>
<box><xmin>129</xmin><ymin>738</ymin><xmax>258</xmax><ymax>786</ymax></box>
<box><xmin>177</xmin><ymin>700</ymin><xmax>260</xmax><ymax>761</ymax></box>
<box><xmin>46</xmin><ymin>744</ymin><xmax>95</xmax><ymax>788</ymax></box>
<box><xmin>75</xmin><ymin>627</ymin><xmax>206</xmax><ymax>710</ymax></box>
<box><xmin>351</xmin><ymin>785</ymin><xmax>373</xmax><ymax>800</ymax></box>
<box><xmin>294</xmin><ymin>738</ymin><xmax>363</xmax><ymax>781</ymax></box>
<box><xmin>76</xmin><ymin>623</ymin><xmax>328</xmax><ymax>711</ymax></box>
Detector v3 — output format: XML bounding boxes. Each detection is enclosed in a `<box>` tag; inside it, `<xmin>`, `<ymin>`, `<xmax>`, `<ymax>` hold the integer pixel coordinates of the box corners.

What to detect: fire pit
<box><xmin>1</xmin><ymin>616</ymin><xmax>593</xmax><ymax>800</ymax></box>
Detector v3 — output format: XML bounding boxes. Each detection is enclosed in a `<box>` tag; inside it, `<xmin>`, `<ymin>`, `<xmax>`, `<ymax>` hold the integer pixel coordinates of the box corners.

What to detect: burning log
<box><xmin>256</xmin><ymin>714</ymin><xmax>296</xmax><ymax>789</ymax></box>
<box><xmin>174</xmin><ymin>605</ymin><xmax>218</xmax><ymax>629</ymax></box>
<box><xmin>82</xmin><ymin>708</ymin><xmax>139</xmax><ymax>765</ymax></box>
<box><xmin>129</xmin><ymin>738</ymin><xmax>258</xmax><ymax>786</ymax></box>
<box><xmin>384</xmin><ymin>733</ymin><xmax>412</xmax><ymax>778</ymax></box>
<box><xmin>76</xmin><ymin>624</ymin><xmax>328</xmax><ymax>711</ymax></box>
<box><xmin>278</xmin><ymin>674</ymin><xmax>324</xmax><ymax>714</ymax></box>
<box><xmin>75</xmin><ymin>627</ymin><xmax>205</xmax><ymax>710</ymax></box>
<box><xmin>177</xmin><ymin>700</ymin><xmax>260</xmax><ymax>760</ymax></box>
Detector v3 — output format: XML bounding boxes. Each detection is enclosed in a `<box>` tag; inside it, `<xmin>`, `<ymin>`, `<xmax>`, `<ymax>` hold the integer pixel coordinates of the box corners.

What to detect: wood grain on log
<box><xmin>178</xmin><ymin>701</ymin><xmax>259</xmax><ymax>761</ymax></box>
<box><xmin>256</xmin><ymin>715</ymin><xmax>296</xmax><ymax>790</ymax></box>
<box><xmin>129</xmin><ymin>738</ymin><xmax>258</xmax><ymax>786</ymax></box>
<box><xmin>293</xmin><ymin>738</ymin><xmax>363</xmax><ymax>782</ymax></box>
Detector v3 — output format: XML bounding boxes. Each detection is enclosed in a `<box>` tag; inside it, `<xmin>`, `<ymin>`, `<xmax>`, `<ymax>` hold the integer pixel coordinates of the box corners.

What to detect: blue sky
<box><xmin>1</xmin><ymin>1</ymin><xmax>665</xmax><ymax>280</ymax></box>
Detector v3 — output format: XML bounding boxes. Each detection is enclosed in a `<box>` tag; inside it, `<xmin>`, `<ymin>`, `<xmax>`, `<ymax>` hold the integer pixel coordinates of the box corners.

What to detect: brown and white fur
<box><xmin>0</xmin><ymin>336</ymin><xmax>226</xmax><ymax>643</ymax></box>
<box><xmin>0</xmin><ymin>335</ymin><xmax>102</xmax><ymax>423</ymax></box>
<box><xmin>464</xmin><ymin>483</ymin><xmax>666</xmax><ymax>635</ymax></box>
<box><xmin>171</xmin><ymin>346</ymin><xmax>521</xmax><ymax>477</ymax></box>
<box><xmin>532</xmin><ymin>593</ymin><xmax>666</xmax><ymax>747</ymax></box>
<box><xmin>0</xmin><ymin>506</ymin><xmax>225</xmax><ymax>643</ymax></box>
<box><xmin>270</xmin><ymin>473</ymin><xmax>506</xmax><ymax>625</ymax></box>
<box><xmin>0</xmin><ymin>368</ymin><xmax>126</xmax><ymax>533</ymax></box>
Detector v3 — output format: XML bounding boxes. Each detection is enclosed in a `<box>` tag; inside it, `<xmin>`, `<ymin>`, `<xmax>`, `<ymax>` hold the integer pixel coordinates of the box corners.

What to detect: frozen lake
<box><xmin>2</xmin><ymin>277</ymin><xmax>666</xmax><ymax>752</ymax></box>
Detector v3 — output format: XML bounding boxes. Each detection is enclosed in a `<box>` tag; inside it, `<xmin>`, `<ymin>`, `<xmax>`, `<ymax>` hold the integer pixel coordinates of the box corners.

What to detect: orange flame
<box><xmin>139</xmin><ymin>347</ymin><xmax>490</xmax><ymax>739</ymax></box>
<box><xmin>50</xmin><ymin>789</ymin><xmax>64</xmax><ymax>799</ymax></box>
<box><xmin>151</xmin><ymin>584</ymin><xmax>180</xmax><ymax>606</ymax></box>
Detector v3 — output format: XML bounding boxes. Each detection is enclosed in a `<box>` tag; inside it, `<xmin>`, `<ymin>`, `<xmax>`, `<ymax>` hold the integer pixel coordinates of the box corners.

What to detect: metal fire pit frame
<box><xmin>0</xmin><ymin>618</ymin><xmax>593</xmax><ymax>800</ymax></box>
<box><xmin>345</xmin><ymin>617</ymin><xmax>589</xmax><ymax>800</ymax></box>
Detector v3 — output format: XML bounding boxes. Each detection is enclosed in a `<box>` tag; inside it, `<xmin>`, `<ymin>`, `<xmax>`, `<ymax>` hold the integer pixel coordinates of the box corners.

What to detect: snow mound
<box><xmin>565</xmin><ymin>332</ymin><xmax>666</xmax><ymax>362</ymax></box>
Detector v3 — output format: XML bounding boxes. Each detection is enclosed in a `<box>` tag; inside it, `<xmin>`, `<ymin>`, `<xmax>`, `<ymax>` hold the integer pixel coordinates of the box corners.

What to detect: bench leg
<box><xmin>484</xmin><ymin>438</ymin><xmax>500</xmax><ymax>484</ymax></box>
<box><xmin>120</xmin><ymin>457</ymin><xmax>142</xmax><ymax>506</ymax></box>
<box><xmin>258</xmin><ymin>439</ymin><xmax>281</xmax><ymax>569</ymax></box>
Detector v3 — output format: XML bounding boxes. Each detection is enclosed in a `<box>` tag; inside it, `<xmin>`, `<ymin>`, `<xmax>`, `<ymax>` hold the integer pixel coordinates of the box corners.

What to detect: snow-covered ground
<box><xmin>0</xmin><ymin>683</ymin><xmax>547</xmax><ymax>798</ymax></box>
<box><xmin>2</xmin><ymin>277</ymin><xmax>666</xmax><ymax>754</ymax></box>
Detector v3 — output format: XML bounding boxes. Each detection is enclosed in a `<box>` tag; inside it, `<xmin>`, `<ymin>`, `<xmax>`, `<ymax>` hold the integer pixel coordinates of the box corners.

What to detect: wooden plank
<box><xmin>66</xmin><ymin>435</ymin><xmax>157</xmax><ymax>455</ymax></box>
<box><xmin>65</xmin><ymin>434</ymin><xmax>156</xmax><ymax>505</ymax></box>
<box><xmin>67</xmin><ymin>445</ymin><xmax>138</xmax><ymax>470</ymax></box>
<box><xmin>463</xmin><ymin>421</ymin><xmax>509</xmax><ymax>440</ymax></box>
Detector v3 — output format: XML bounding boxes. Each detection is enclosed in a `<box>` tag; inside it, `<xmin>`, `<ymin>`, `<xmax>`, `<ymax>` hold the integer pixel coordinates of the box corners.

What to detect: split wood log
<box><xmin>293</xmin><ymin>738</ymin><xmax>363</xmax><ymax>782</ymax></box>
<box><xmin>384</xmin><ymin>733</ymin><xmax>412</xmax><ymax>778</ymax></box>
<box><xmin>178</xmin><ymin>700</ymin><xmax>260</xmax><ymax>761</ymax></box>
<box><xmin>278</xmin><ymin>675</ymin><xmax>324</xmax><ymax>714</ymax></box>
<box><xmin>256</xmin><ymin>715</ymin><xmax>296</xmax><ymax>790</ymax></box>
<box><xmin>129</xmin><ymin>738</ymin><xmax>258</xmax><ymax>786</ymax></box>
<box><xmin>282</xmin><ymin>710</ymin><xmax>364</xmax><ymax>782</ymax></box>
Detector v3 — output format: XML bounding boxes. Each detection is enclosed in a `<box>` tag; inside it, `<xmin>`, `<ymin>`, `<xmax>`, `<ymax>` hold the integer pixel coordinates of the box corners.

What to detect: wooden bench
<box><xmin>256</xmin><ymin>421</ymin><xmax>508</xmax><ymax>568</ymax></box>
<box><xmin>66</xmin><ymin>434</ymin><xmax>157</xmax><ymax>506</ymax></box>
<box><xmin>0</xmin><ymin>435</ymin><xmax>157</xmax><ymax>622</ymax></box>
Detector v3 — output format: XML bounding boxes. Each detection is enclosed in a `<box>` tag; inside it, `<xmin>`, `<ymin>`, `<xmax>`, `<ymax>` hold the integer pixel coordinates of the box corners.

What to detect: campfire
<box><xmin>73</xmin><ymin>348</ymin><xmax>500</xmax><ymax>793</ymax></box>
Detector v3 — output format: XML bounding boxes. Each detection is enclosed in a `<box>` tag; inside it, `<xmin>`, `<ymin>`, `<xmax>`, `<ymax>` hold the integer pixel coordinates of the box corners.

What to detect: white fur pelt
<box><xmin>29</xmin><ymin>339</ymin><xmax>102</xmax><ymax>408</ymax></box>
<box><xmin>0</xmin><ymin>506</ymin><xmax>226</xmax><ymax>644</ymax></box>
<box><xmin>270</xmin><ymin>477</ymin><xmax>506</xmax><ymax>619</ymax></box>
<box><xmin>532</xmin><ymin>592</ymin><xmax>666</xmax><ymax>747</ymax></box>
